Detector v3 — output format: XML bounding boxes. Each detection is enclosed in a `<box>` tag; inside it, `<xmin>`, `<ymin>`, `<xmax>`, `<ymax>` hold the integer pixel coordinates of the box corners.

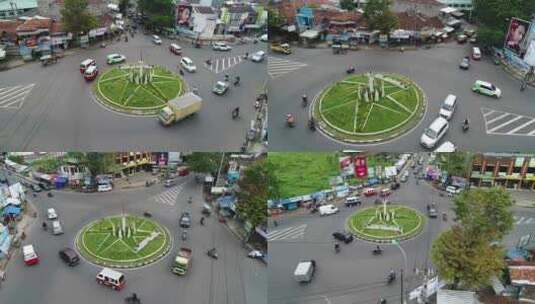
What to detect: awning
<box><xmin>3</xmin><ymin>206</ymin><xmax>21</xmax><ymax>216</ymax></box>
<box><xmin>300</xmin><ymin>30</ymin><xmax>319</xmax><ymax>39</ymax></box>
<box><xmin>217</xmin><ymin>196</ymin><xmax>236</xmax><ymax>210</ymax></box>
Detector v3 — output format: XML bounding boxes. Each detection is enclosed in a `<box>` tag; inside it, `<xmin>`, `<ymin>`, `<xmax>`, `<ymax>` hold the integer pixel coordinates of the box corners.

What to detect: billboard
<box><xmin>505</xmin><ymin>18</ymin><xmax>531</xmax><ymax>57</ymax></box>
<box><xmin>524</xmin><ymin>23</ymin><xmax>535</xmax><ymax>66</ymax></box>
<box><xmin>354</xmin><ymin>156</ymin><xmax>368</xmax><ymax>178</ymax></box>
<box><xmin>339</xmin><ymin>156</ymin><xmax>354</xmax><ymax>177</ymax></box>
<box><xmin>176</xmin><ymin>4</ymin><xmax>192</xmax><ymax>28</ymax></box>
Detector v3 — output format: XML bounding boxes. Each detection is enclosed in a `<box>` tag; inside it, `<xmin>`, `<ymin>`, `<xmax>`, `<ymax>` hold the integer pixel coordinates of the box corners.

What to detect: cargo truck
<box><xmin>158</xmin><ymin>92</ymin><xmax>202</xmax><ymax>126</ymax></box>
<box><xmin>171</xmin><ymin>247</ymin><xmax>192</xmax><ymax>275</ymax></box>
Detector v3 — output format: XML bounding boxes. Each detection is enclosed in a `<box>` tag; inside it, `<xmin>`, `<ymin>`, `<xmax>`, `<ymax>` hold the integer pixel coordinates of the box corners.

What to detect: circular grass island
<box><xmin>76</xmin><ymin>214</ymin><xmax>172</xmax><ymax>268</ymax></box>
<box><xmin>346</xmin><ymin>204</ymin><xmax>425</xmax><ymax>243</ymax></box>
<box><xmin>312</xmin><ymin>72</ymin><xmax>426</xmax><ymax>143</ymax></box>
<box><xmin>94</xmin><ymin>63</ymin><xmax>186</xmax><ymax>115</ymax></box>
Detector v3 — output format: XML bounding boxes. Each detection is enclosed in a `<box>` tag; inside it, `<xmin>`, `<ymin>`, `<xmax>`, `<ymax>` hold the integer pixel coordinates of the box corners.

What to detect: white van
<box><xmin>52</xmin><ymin>220</ymin><xmax>63</xmax><ymax>235</ymax></box>
<box><xmin>472</xmin><ymin>47</ymin><xmax>481</xmax><ymax>60</ymax></box>
<box><xmin>180</xmin><ymin>57</ymin><xmax>196</xmax><ymax>73</ymax></box>
<box><xmin>294</xmin><ymin>260</ymin><xmax>316</xmax><ymax>283</ymax></box>
<box><xmin>439</xmin><ymin>94</ymin><xmax>457</xmax><ymax>120</ymax></box>
<box><xmin>420</xmin><ymin>117</ymin><xmax>449</xmax><ymax>149</ymax></box>
<box><xmin>319</xmin><ymin>204</ymin><xmax>339</xmax><ymax>216</ymax></box>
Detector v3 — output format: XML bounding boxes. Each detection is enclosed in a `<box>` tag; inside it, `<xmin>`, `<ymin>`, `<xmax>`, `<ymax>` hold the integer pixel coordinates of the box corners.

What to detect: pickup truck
<box><xmin>171</xmin><ymin>247</ymin><xmax>192</xmax><ymax>275</ymax></box>
<box><xmin>158</xmin><ymin>92</ymin><xmax>202</xmax><ymax>126</ymax></box>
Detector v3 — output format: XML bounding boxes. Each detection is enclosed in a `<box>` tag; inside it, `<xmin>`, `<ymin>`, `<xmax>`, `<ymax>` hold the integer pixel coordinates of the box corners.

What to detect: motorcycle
<box><xmin>179</xmin><ymin>69</ymin><xmax>184</xmax><ymax>76</ymax></box>
<box><xmin>387</xmin><ymin>272</ymin><xmax>396</xmax><ymax>284</ymax></box>
<box><xmin>346</xmin><ymin>66</ymin><xmax>355</xmax><ymax>74</ymax></box>
<box><xmin>378</xmin><ymin>298</ymin><xmax>387</xmax><ymax>304</ymax></box>
<box><xmin>308</xmin><ymin>119</ymin><xmax>316</xmax><ymax>131</ymax></box>
<box><xmin>302</xmin><ymin>95</ymin><xmax>308</xmax><ymax>107</ymax></box>
<box><xmin>234</xmin><ymin>78</ymin><xmax>240</xmax><ymax>86</ymax></box>
<box><xmin>372</xmin><ymin>248</ymin><xmax>383</xmax><ymax>256</ymax></box>
<box><xmin>207</xmin><ymin>248</ymin><xmax>218</xmax><ymax>259</ymax></box>
<box><xmin>47</xmin><ymin>192</ymin><xmax>53</xmax><ymax>198</ymax></box>
<box><xmin>334</xmin><ymin>244</ymin><xmax>341</xmax><ymax>253</ymax></box>
<box><xmin>206</xmin><ymin>59</ymin><xmax>212</xmax><ymax>66</ymax></box>
<box><xmin>286</xmin><ymin>114</ymin><xmax>296</xmax><ymax>128</ymax></box>
<box><xmin>124</xmin><ymin>293</ymin><xmax>141</xmax><ymax>304</ymax></box>
<box><xmin>462</xmin><ymin>122</ymin><xmax>469</xmax><ymax>132</ymax></box>
<box><xmin>232</xmin><ymin>108</ymin><xmax>240</xmax><ymax>119</ymax></box>
<box><xmin>181</xmin><ymin>231</ymin><xmax>188</xmax><ymax>241</ymax></box>
<box><xmin>143</xmin><ymin>211</ymin><xmax>152</xmax><ymax>218</ymax></box>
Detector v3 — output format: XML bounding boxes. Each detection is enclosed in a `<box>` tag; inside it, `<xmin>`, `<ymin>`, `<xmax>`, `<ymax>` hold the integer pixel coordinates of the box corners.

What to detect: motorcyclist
<box><xmin>225</xmin><ymin>74</ymin><xmax>230</xmax><ymax>82</ymax></box>
<box><xmin>233</xmin><ymin>107</ymin><xmax>240</xmax><ymax>118</ymax></box>
<box><xmin>302</xmin><ymin>94</ymin><xmax>308</xmax><ymax>105</ymax></box>
<box><xmin>188</xmin><ymin>196</ymin><xmax>192</xmax><ymax>204</ymax></box>
<box><xmin>334</xmin><ymin>243</ymin><xmax>340</xmax><ymax>253</ymax></box>
<box><xmin>375</xmin><ymin>245</ymin><xmax>381</xmax><ymax>253</ymax></box>
<box><xmin>234</xmin><ymin>76</ymin><xmax>240</xmax><ymax>85</ymax></box>
<box><xmin>388</xmin><ymin>269</ymin><xmax>395</xmax><ymax>280</ymax></box>
<box><xmin>308</xmin><ymin>117</ymin><xmax>316</xmax><ymax>130</ymax></box>
<box><xmin>42</xmin><ymin>222</ymin><xmax>47</xmax><ymax>230</ymax></box>
<box><xmin>200</xmin><ymin>217</ymin><xmax>205</xmax><ymax>225</ymax></box>
<box><xmin>206</xmin><ymin>59</ymin><xmax>212</xmax><ymax>66</ymax></box>
<box><xmin>463</xmin><ymin>117</ymin><xmax>470</xmax><ymax>129</ymax></box>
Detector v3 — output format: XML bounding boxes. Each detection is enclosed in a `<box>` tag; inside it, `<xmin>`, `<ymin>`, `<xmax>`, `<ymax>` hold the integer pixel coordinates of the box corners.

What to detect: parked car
<box><xmin>260</xmin><ymin>33</ymin><xmax>268</xmax><ymax>42</ymax></box>
<box><xmin>247</xmin><ymin>250</ymin><xmax>265</xmax><ymax>259</ymax></box>
<box><xmin>179</xmin><ymin>212</ymin><xmax>192</xmax><ymax>228</ymax></box>
<box><xmin>251</xmin><ymin>51</ymin><xmax>265</xmax><ymax>62</ymax></box>
<box><xmin>180</xmin><ymin>57</ymin><xmax>197</xmax><ymax>73</ymax></box>
<box><xmin>212</xmin><ymin>81</ymin><xmax>229</xmax><ymax>95</ymax></box>
<box><xmin>472</xmin><ymin>80</ymin><xmax>501</xmax><ymax>98</ymax></box>
<box><xmin>456</xmin><ymin>34</ymin><xmax>467</xmax><ymax>43</ymax></box>
<box><xmin>400</xmin><ymin>172</ymin><xmax>409</xmax><ymax>183</ymax></box>
<box><xmin>446</xmin><ymin>185</ymin><xmax>462</xmax><ymax>195</ymax></box>
<box><xmin>332</xmin><ymin>231</ymin><xmax>354</xmax><ymax>243</ymax></box>
<box><xmin>459</xmin><ymin>57</ymin><xmax>470</xmax><ymax>70</ymax></box>
<box><xmin>212</xmin><ymin>42</ymin><xmax>231</xmax><ymax>51</ymax></box>
<box><xmin>98</xmin><ymin>184</ymin><xmax>112</xmax><ymax>192</ymax></box>
<box><xmin>152</xmin><ymin>35</ymin><xmax>162</xmax><ymax>45</ymax></box>
<box><xmin>47</xmin><ymin>208</ymin><xmax>58</xmax><ymax>220</ymax></box>
<box><xmin>59</xmin><ymin>247</ymin><xmax>80</xmax><ymax>266</ymax></box>
<box><xmin>31</xmin><ymin>184</ymin><xmax>42</xmax><ymax>192</ymax></box>
<box><xmin>107</xmin><ymin>53</ymin><xmax>126</xmax><ymax>64</ymax></box>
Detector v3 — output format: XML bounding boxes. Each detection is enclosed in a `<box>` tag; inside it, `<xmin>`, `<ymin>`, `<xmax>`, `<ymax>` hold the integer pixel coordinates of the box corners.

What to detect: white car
<box><xmin>180</xmin><ymin>57</ymin><xmax>197</xmax><ymax>73</ymax></box>
<box><xmin>106</xmin><ymin>53</ymin><xmax>126</xmax><ymax>64</ymax></box>
<box><xmin>446</xmin><ymin>186</ymin><xmax>462</xmax><ymax>195</ymax></box>
<box><xmin>213</xmin><ymin>42</ymin><xmax>231</xmax><ymax>51</ymax></box>
<box><xmin>47</xmin><ymin>208</ymin><xmax>58</xmax><ymax>220</ymax></box>
<box><xmin>152</xmin><ymin>35</ymin><xmax>162</xmax><ymax>45</ymax></box>
<box><xmin>319</xmin><ymin>204</ymin><xmax>339</xmax><ymax>216</ymax></box>
<box><xmin>439</xmin><ymin>94</ymin><xmax>457</xmax><ymax>120</ymax></box>
<box><xmin>260</xmin><ymin>34</ymin><xmax>268</xmax><ymax>42</ymax></box>
<box><xmin>251</xmin><ymin>51</ymin><xmax>265</xmax><ymax>62</ymax></box>
<box><xmin>420</xmin><ymin>117</ymin><xmax>449</xmax><ymax>149</ymax></box>
<box><xmin>98</xmin><ymin>184</ymin><xmax>112</xmax><ymax>192</ymax></box>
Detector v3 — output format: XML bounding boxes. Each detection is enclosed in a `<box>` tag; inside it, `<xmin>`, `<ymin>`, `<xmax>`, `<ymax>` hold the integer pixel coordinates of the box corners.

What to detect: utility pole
<box><xmin>400</xmin><ymin>268</ymin><xmax>404</xmax><ymax>304</ymax></box>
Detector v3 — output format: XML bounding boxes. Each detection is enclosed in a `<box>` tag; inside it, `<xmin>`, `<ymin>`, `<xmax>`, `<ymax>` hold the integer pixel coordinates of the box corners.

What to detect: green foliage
<box><xmin>436</xmin><ymin>152</ymin><xmax>473</xmax><ymax>177</ymax></box>
<box><xmin>268</xmin><ymin>8</ymin><xmax>283</xmax><ymax>32</ymax></box>
<box><xmin>477</xmin><ymin>26</ymin><xmax>508</xmax><ymax>48</ymax></box>
<box><xmin>453</xmin><ymin>188</ymin><xmax>514</xmax><ymax>241</ymax></box>
<box><xmin>363</xmin><ymin>0</ymin><xmax>398</xmax><ymax>34</ymax></box>
<box><xmin>60</xmin><ymin>0</ymin><xmax>98</xmax><ymax>36</ymax></box>
<box><xmin>184</xmin><ymin>153</ymin><xmax>224</xmax><ymax>175</ymax></box>
<box><xmin>119</xmin><ymin>0</ymin><xmax>131</xmax><ymax>15</ymax></box>
<box><xmin>84</xmin><ymin>153</ymin><xmax>118</xmax><ymax>176</ymax></box>
<box><xmin>7</xmin><ymin>155</ymin><xmax>25</xmax><ymax>164</ymax></box>
<box><xmin>235</xmin><ymin>160</ymin><xmax>271</xmax><ymax>228</ymax></box>
<box><xmin>137</xmin><ymin>0</ymin><xmax>175</xmax><ymax>29</ymax></box>
<box><xmin>32</xmin><ymin>157</ymin><xmax>61</xmax><ymax>174</ymax></box>
<box><xmin>340</xmin><ymin>0</ymin><xmax>356</xmax><ymax>11</ymax></box>
<box><xmin>431</xmin><ymin>227</ymin><xmax>505</xmax><ymax>290</ymax></box>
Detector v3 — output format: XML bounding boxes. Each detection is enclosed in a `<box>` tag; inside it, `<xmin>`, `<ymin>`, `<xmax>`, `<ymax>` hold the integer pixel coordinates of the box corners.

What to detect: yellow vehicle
<box><xmin>158</xmin><ymin>92</ymin><xmax>202</xmax><ymax>126</ymax></box>
<box><xmin>270</xmin><ymin>43</ymin><xmax>292</xmax><ymax>54</ymax></box>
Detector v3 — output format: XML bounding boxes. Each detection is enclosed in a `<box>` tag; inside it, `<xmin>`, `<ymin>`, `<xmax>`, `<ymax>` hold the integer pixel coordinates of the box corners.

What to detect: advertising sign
<box><xmin>339</xmin><ymin>156</ymin><xmax>354</xmax><ymax>177</ymax></box>
<box><xmin>525</xmin><ymin>40</ymin><xmax>535</xmax><ymax>66</ymax></box>
<box><xmin>354</xmin><ymin>156</ymin><xmax>368</xmax><ymax>178</ymax></box>
<box><xmin>176</xmin><ymin>4</ymin><xmax>192</xmax><ymax>28</ymax></box>
<box><xmin>505</xmin><ymin>18</ymin><xmax>531</xmax><ymax>57</ymax></box>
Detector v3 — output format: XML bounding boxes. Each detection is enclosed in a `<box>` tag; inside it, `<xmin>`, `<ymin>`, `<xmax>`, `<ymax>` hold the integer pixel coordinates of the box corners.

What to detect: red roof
<box><xmin>274</xmin><ymin>0</ymin><xmax>333</xmax><ymax>23</ymax></box>
<box><xmin>0</xmin><ymin>20</ymin><xmax>21</xmax><ymax>36</ymax></box>
<box><xmin>16</xmin><ymin>17</ymin><xmax>53</xmax><ymax>33</ymax></box>
<box><xmin>395</xmin><ymin>12</ymin><xmax>443</xmax><ymax>31</ymax></box>
<box><xmin>509</xmin><ymin>265</ymin><xmax>535</xmax><ymax>286</ymax></box>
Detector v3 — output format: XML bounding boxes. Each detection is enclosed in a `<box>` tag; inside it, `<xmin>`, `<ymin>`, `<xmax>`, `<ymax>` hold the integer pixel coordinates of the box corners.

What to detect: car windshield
<box><xmin>424</xmin><ymin>128</ymin><xmax>437</xmax><ymax>139</ymax></box>
<box><xmin>216</xmin><ymin>83</ymin><xmax>225</xmax><ymax>89</ymax></box>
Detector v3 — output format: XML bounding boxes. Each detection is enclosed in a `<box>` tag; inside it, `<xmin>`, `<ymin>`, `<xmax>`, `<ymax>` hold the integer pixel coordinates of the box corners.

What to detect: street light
<box><xmin>392</xmin><ymin>239</ymin><xmax>408</xmax><ymax>304</ymax></box>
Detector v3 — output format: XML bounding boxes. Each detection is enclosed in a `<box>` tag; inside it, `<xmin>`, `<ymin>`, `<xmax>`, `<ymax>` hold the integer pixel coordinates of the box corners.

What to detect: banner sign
<box><xmin>339</xmin><ymin>156</ymin><xmax>354</xmax><ymax>177</ymax></box>
<box><xmin>505</xmin><ymin>18</ymin><xmax>531</xmax><ymax>57</ymax></box>
<box><xmin>176</xmin><ymin>4</ymin><xmax>192</xmax><ymax>28</ymax></box>
<box><xmin>354</xmin><ymin>156</ymin><xmax>368</xmax><ymax>178</ymax></box>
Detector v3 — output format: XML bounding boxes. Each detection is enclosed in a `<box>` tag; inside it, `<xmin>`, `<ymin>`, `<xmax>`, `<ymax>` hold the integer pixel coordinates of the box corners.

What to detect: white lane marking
<box><xmin>267</xmin><ymin>224</ymin><xmax>307</xmax><ymax>241</ymax></box>
<box><xmin>507</xmin><ymin>119</ymin><xmax>535</xmax><ymax>134</ymax></box>
<box><xmin>484</xmin><ymin>110</ymin><xmax>495</xmax><ymax>117</ymax></box>
<box><xmin>488</xmin><ymin>116</ymin><xmax>523</xmax><ymax>133</ymax></box>
<box><xmin>486</xmin><ymin>113</ymin><xmax>510</xmax><ymax>125</ymax></box>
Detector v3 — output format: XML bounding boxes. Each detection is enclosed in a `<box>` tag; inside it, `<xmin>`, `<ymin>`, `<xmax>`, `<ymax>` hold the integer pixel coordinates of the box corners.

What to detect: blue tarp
<box><xmin>506</xmin><ymin>247</ymin><xmax>529</xmax><ymax>261</ymax></box>
<box><xmin>3</xmin><ymin>205</ymin><xmax>21</xmax><ymax>216</ymax></box>
<box><xmin>217</xmin><ymin>196</ymin><xmax>236</xmax><ymax>209</ymax></box>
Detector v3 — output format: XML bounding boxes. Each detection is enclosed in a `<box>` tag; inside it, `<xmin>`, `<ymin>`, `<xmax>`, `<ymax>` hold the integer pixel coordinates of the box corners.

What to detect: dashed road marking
<box><xmin>203</xmin><ymin>55</ymin><xmax>243</xmax><ymax>74</ymax></box>
<box><xmin>268</xmin><ymin>56</ymin><xmax>307</xmax><ymax>79</ymax></box>
<box><xmin>0</xmin><ymin>84</ymin><xmax>35</xmax><ymax>109</ymax></box>
<box><xmin>153</xmin><ymin>185</ymin><xmax>184</xmax><ymax>206</ymax></box>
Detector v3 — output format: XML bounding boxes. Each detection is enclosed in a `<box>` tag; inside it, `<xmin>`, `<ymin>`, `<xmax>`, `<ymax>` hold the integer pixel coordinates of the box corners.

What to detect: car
<box><xmin>52</xmin><ymin>220</ymin><xmax>63</xmax><ymax>235</ymax></box>
<box><xmin>212</xmin><ymin>42</ymin><xmax>231</xmax><ymax>51</ymax></box>
<box><xmin>456</xmin><ymin>34</ymin><xmax>467</xmax><ymax>43</ymax></box>
<box><xmin>212</xmin><ymin>81</ymin><xmax>229</xmax><ymax>95</ymax></box>
<box><xmin>251</xmin><ymin>50</ymin><xmax>265</xmax><ymax>62</ymax></box>
<box><xmin>107</xmin><ymin>53</ymin><xmax>126</xmax><ymax>64</ymax></box>
<box><xmin>428</xmin><ymin>205</ymin><xmax>438</xmax><ymax>218</ymax></box>
<box><xmin>345</xmin><ymin>196</ymin><xmax>361</xmax><ymax>207</ymax></box>
<box><xmin>319</xmin><ymin>204</ymin><xmax>339</xmax><ymax>216</ymax></box>
<box><xmin>363</xmin><ymin>188</ymin><xmax>377</xmax><ymax>197</ymax></box>
<box><xmin>472</xmin><ymin>80</ymin><xmax>501</xmax><ymax>98</ymax></box>
<box><xmin>260</xmin><ymin>33</ymin><xmax>268</xmax><ymax>42</ymax></box>
<box><xmin>180</xmin><ymin>57</ymin><xmax>196</xmax><ymax>73</ymax></box>
<box><xmin>439</xmin><ymin>94</ymin><xmax>457</xmax><ymax>120</ymax></box>
<box><xmin>152</xmin><ymin>35</ymin><xmax>162</xmax><ymax>45</ymax></box>
<box><xmin>179</xmin><ymin>212</ymin><xmax>191</xmax><ymax>228</ymax></box>
<box><xmin>97</xmin><ymin>184</ymin><xmax>112</xmax><ymax>192</ymax></box>
<box><xmin>379</xmin><ymin>188</ymin><xmax>391</xmax><ymax>197</ymax></box>
<box><xmin>80</xmin><ymin>58</ymin><xmax>96</xmax><ymax>73</ymax></box>
<box><xmin>420</xmin><ymin>117</ymin><xmax>449</xmax><ymax>149</ymax></box>
<box><xmin>446</xmin><ymin>185</ymin><xmax>462</xmax><ymax>195</ymax></box>
<box><xmin>459</xmin><ymin>57</ymin><xmax>470</xmax><ymax>70</ymax></box>
<box><xmin>169</xmin><ymin>43</ymin><xmax>182</xmax><ymax>55</ymax></box>
<box><xmin>472</xmin><ymin>47</ymin><xmax>481</xmax><ymax>60</ymax></box>
<box><xmin>332</xmin><ymin>231</ymin><xmax>354</xmax><ymax>244</ymax></box>
<box><xmin>59</xmin><ymin>247</ymin><xmax>80</xmax><ymax>266</ymax></box>
<box><xmin>469</xmin><ymin>36</ymin><xmax>477</xmax><ymax>44</ymax></box>
<box><xmin>247</xmin><ymin>250</ymin><xmax>265</xmax><ymax>259</ymax></box>
<box><xmin>390</xmin><ymin>182</ymin><xmax>400</xmax><ymax>190</ymax></box>
<box><xmin>31</xmin><ymin>184</ymin><xmax>42</xmax><ymax>192</ymax></box>
<box><xmin>164</xmin><ymin>179</ymin><xmax>176</xmax><ymax>187</ymax></box>
<box><xmin>47</xmin><ymin>208</ymin><xmax>58</xmax><ymax>220</ymax></box>
<box><xmin>400</xmin><ymin>173</ymin><xmax>409</xmax><ymax>183</ymax></box>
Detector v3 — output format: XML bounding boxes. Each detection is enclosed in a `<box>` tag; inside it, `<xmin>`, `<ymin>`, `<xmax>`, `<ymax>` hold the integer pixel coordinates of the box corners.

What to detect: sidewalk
<box><xmin>511</xmin><ymin>191</ymin><xmax>535</xmax><ymax>208</ymax></box>
<box><xmin>113</xmin><ymin>172</ymin><xmax>159</xmax><ymax>190</ymax></box>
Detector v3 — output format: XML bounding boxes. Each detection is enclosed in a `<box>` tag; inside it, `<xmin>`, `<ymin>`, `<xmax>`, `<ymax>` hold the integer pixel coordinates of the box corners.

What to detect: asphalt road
<box><xmin>0</xmin><ymin>174</ymin><xmax>266</xmax><ymax>304</ymax></box>
<box><xmin>267</xmin><ymin>159</ymin><xmax>535</xmax><ymax>304</ymax></box>
<box><xmin>0</xmin><ymin>35</ymin><xmax>267</xmax><ymax>151</ymax></box>
<box><xmin>268</xmin><ymin>42</ymin><xmax>535</xmax><ymax>152</ymax></box>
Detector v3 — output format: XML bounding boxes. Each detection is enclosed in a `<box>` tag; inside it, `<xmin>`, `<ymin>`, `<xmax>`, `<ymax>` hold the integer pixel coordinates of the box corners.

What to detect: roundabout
<box><xmin>76</xmin><ymin>214</ymin><xmax>172</xmax><ymax>268</ymax></box>
<box><xmin>346</xmin><ymin>203</ymin><xmax>425</xmax><ymax>243</ymax></box>
<box><xmin>94</xmin><ymin>63</ymin><xmax>186</xmax><ymax>115</ymax></box>
<box><xmin>312</xmin><ymin>72</ymin><xmax>426</xmax><ymax>143</ymax></box>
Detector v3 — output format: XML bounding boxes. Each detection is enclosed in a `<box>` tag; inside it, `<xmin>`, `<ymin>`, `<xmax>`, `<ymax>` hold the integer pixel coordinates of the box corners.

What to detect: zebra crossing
<box><xmin>0</xmin><ymin>84</ymin><xmax>35</xmax><ymax>109</ymax></box>
<box><xmin>267</xmin><ymin>224</ymin><xmax>307</xmax><ymax>241</ymax></box>
<box><xmin>152</xmin><ymin>184</ymin><xmax>184</xmax><ymax>206</ymax></box>
<box><xmin>482</xmin><ymin>107</ymin><xmax>535</xmax><ymax>136</ymax></box>
<box><xmin>203</xmin><ymin>55</ymin><xmax>243</xmax><ymax>74</ymax></box>
<box><xmin>267</xmin><ymin>57</ymin><xmax>307</xmax><ymax>79</ymax></box>
<box><xmin>515</xmin><ymin>216</ymin><xmax>535</xmax><ymax>225</ymax></box>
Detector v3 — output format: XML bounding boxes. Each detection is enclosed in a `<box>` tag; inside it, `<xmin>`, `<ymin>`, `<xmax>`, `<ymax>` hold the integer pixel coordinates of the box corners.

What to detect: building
<box><xmin>436</xmin><ymin>0</ymin><xmax>472</xmax><ymax>11</ymax></box>
<box><xmin>37</xmin><ymin>0</ymin><xmax>110</xmax><ymax>20</ymax></box>
<box><xmin>392</xmin><ymin>0</ymin><xmax>446</xmax><ymax>18</ymax></box>
<box><xmin>191</xmin><ymin>5</ymin><xmax>217</xmax><ymax>39</ymax></box>
<box><xmin>469</xmin><ymin>153</ymin><xmax>535</xmax><ymax>190</ymax></box>
<box><xmin>115</xmin><ymin>152</ymin><xmax>152</xmax><ymax>175</ymax></box>
<box><xmin>0</xmin><ymin>0</ymin><xmax>38</xmax><ymax>20</ymax></box>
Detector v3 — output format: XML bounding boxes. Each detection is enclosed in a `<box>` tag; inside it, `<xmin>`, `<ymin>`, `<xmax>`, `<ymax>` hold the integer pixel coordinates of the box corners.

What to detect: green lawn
<box><xmin>349</xmin><ymin>206</ymin><xmax>424</xmax><ymax>239</ymax></box>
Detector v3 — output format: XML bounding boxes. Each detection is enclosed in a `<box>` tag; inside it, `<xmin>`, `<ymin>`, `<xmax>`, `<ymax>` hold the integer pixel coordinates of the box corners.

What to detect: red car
<box><xmin>83</xmin><ymin>65</ymin><xmax>98</xmax><ymax>81</ymax></box>
<box><xmin>363</xmin><ymin>188</ymin><xmax>377</xmax><ymax>197</ymax></box>
<box><xmin>80</xmin><ymin>58</ymin><xmax>96</xmax><ymax>73</ymax></box>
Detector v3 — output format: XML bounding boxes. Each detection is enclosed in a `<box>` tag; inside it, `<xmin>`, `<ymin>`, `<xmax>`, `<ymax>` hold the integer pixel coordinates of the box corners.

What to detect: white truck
<box><xmin>319</xmin><ymin>204</ymin><xmax>338</xmax><ymax>216</ymax></box>
<box><xmin>294</xmin><ymin>260</ymin><xmax>316</xmax><ymax>283</ymax></box>
<box><xmin>158</xmin><ymin>93</ymin><xmax>202</xmax><ymax>126</ymax></box>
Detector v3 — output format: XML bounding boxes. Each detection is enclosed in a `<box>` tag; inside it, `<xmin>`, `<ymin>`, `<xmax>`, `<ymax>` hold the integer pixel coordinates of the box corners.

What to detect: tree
<box><xmin>235</xmin><ymin>159</ymin><xmax>277</xmax><ymax>229</ymax></box>
<box><xmin>184</xmin><ymin>153</ymin><xmax>224</xmax><ymax>176</ymax></box>
<box><xmin>119</xmin><ymin>0</ymin><xmax>131</xmax><ymax>16</ymax></box>
<box><xmin>60</xmin><ymin>0</ymin><xmax>98</xmax><ymax>36</ymax></box>
<box><xmin>268</xmin><ymin>8</ymin><xmax>283</xmax><ymax>35</ymax></box>
<box><xmin>437</xmin><ymin>153</ymin><xmax>472</xmax><ymax>177</ymax></box>
<box><xmin>431</xmin><ymin>227</ymin><xmax>505</xmax><ymax>290</ymax></box>
<box><xmin>340</xmin><ymin>0</ymin><xmax>356</xmax><ymax>11</ymax></box>
<box><xmin>453</xmin><ymin>188</ymin><xmax>514</xmax><ymax>241</ymax></box>
<box><xmin>137</xmin><ymin>0</ymin><xmax>175</xmax><ymax>30</ymax></box>
<box><xmin>363</xmin><ymin>0</ymin><xmax>398</xmax><ymax>34</ymax></box>
<box><xmin>7</xmin><ymin>155</ymin><xmax>25</xmax><ymax>164</ymax></box>
<box><xmin>84</xmin><ymin>153</ymin><xmax>118</xmax><ymax>176</ymax></box>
